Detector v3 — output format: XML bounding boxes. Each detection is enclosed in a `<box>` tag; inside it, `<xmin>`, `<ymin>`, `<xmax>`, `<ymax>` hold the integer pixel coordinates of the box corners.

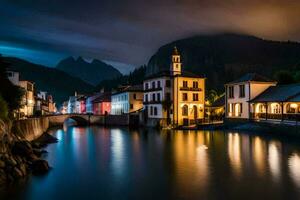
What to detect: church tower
<box><xmin>170</xmin><ymin>46</ymin><xmax>182</xmax><ymax>76</ymax></box>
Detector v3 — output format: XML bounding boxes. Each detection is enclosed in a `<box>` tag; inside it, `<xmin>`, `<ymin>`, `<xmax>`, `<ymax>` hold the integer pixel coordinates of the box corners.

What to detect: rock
<box><xmin>7</xmin><ymin>157</ymin><xmax>17</xmax><ymax>166</ymax></box>
<box><xmin>33</xmin><ymin>148</ymin><xmax>43</xmax><ymax>157</ymax></box>
<box><xmin>0</xmin><ymin>160</ymin><xmax>5</xmax><ymax>168</ymax></box>
<box><xmin>19</xmin><ymin>163</ymin><xmax>27</xmax><ymax>176</ymax></box>
<box><xmin>12</xmin><ymin>167</ymin><xmax>23</xmax><ymax>179</ymax></box>
<box><xmin>11</xmin><ymin>141</ymin><xmax>33</xmax><ymax>158</ymax></box>
<box><xmin>31</xmin><ymin>159</ymin><xmax>50</xmax><ymax>175</ymax></box>
<box><xmin>34</xmin><ymin>133</ymin><xmax>58</xmax><ymax>147</ymax></box>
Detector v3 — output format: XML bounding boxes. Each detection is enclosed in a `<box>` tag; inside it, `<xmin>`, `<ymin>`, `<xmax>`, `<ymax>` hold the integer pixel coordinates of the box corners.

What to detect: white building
<box><xmin>6</xmin><ymin>70</ymin><xmax>20</xmax><ymax>86</ymax></box>
<box><xmin>111</xmin><ymin>85</ymin><xmax>143</xmax><ymax>115</ymax></box>
<box><xmin>225</xmin><ymin>73</ymin><xmax>277</xmax><ymax>119</ymax></box>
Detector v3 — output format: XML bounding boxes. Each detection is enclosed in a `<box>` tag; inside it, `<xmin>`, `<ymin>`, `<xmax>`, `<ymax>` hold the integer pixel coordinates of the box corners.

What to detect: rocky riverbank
<box><xmin>0</xmin><ymin>119</ymin><xmax>57</xmax><ymax>187</ymax></box>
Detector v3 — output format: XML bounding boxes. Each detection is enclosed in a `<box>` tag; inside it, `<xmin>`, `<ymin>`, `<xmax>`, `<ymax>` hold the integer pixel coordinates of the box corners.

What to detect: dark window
<box><xmin>154</xmin><ymin>107</ymin><xmax>158</xmax><ymax>115</ymax></box>
<box><xmin>157</xmin><ymin>81</ymin><xmax>161</xmax><ymax>88</ymax></box>
<box><xmin>130</xmin><ymin>104</ymin><xmax>133</xmax><ymax>109</ymax></box>
<box><xmin>182</xmin><ymin>105</ymin><xmax>188</xmax><ymax>116</ymax></box>
<box><xmin>182</xmin><ymin>93</ymin><xmax>188</xmax><ymax>101</ymax></box>
<box><xmin>145</xmin><ymin>83</ymin><xmax>149</xmax><ymax>90</ymax></box>
<box><xmin>152</xmin><ymin>93</ymin><xmax>156</xmax><ymax>101</ymax></box>
<box><xmin>193</xmin><ymin>81</ymin><xmax>198</xmax><ymax>88</ymax></box>
<box><xmin>239</xmin><ymin>85</ymin><xmax>245</xmax><ymax>98</ymax></box>
<box><xmin>166</xmin><ymin>80</ymin><xmax>171</xmax><ymax>87</ymax></box>
<box><xmin>183</xmin><ymin>81</ymin><xmax>188</xmax><ymax>88</ymax></box>
<box><xmin>145</xmin><ymin>94</ymin><xmax>148</xmax><ymax>102</ymax></box>
<box><xmin>150</xmin><ymin>106</ymin><xmax>153</xmax><ymax>115</ymax></box>
<box><xmin>228</xmin><ymin>86</ymin><xmax>234</xmax><ymax>98</ymax></box>
<box><xmin>133</xmin><ymin>94</ymin><xmax>137</xmax><ymax>99</ymax></box>
<box><xmin>157</xmin><ymin>93</ymin><xmax>161</xmax><ymax>101</ymax></box>
<box><xmin>152</xmin><ymin>81</ymin><xmax>155</xmax><ymax>89</ymax></box>
<box><xmin>166</xmin><ymin>93</ymin><xmax>171</xmax><ymax>101</ymax></box>
<box><xmin>193</xmin><ymin>93</ymin><xmax>199</xmax><ymax>101</ymax></box>
<box><xmin>240</xmin><ymin>103</ymin><xmax>243</xmax><ymax>113</ymax></box>
<box><xmin>7</xmin><ymin>72</ymin><xmax>13</xmax><ymax>77</ymax></box>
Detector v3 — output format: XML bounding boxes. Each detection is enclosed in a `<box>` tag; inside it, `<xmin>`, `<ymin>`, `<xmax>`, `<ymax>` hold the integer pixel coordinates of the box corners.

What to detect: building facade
<box><xmin>225</xmin><ymin>73</ymin><xmax>277</xmax><ymax>119</ymax></box>
<box><xmin>143</xmin><ymin>47</ymin><xmax>205</xmax><ymax>126</ymax></box>
<box><xmin>250</xmin><ymin>84</ymin><xmax>300</xmax><ymax>121</ymax></box>
<box><xmin>18</xmin><ymin>80</ymin><xmax>35</xmax><ymax>117</ymax></box>
<box><xmin>111</xmin><ymin>85</ymin><xmax>143</xmax><ymax>115</ymax></box>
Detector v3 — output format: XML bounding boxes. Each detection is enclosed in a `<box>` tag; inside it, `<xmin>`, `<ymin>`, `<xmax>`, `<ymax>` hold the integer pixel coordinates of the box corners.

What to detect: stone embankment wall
<box><xmin>14</xmin><ymin>118</ymin><xmax>49</xmax><ymax>141</ymax></box>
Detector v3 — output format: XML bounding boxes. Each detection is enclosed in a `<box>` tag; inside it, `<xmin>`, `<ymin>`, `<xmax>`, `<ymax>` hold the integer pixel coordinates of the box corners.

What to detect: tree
<box><xmin>206</xmin><ymin>90</ymin><xmax>219</xmax><ymax>106</ymax></box>
<box><xmin>0</xmin><ymin>55</ymin><xmax>24</xmax><ymax>113</ymax></box>
<box><xmin>0</xmin><ymin>95</ymin><xmax>8</xmax><ymax>120</ymax></box>
<box><xmin>273</xmin><ymin>70</ymin><xmax>295</xmax><ymax>85</ymax></box>
<box><xmin>294</xmin><ymin>71</ymin><xmax>300</xmax><ymax>83</ymax></box>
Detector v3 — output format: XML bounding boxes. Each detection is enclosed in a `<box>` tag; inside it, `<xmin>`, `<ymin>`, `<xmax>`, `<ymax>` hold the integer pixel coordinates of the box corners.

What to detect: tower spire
<box><xmin>170</xmin><ymin>46</ymin><xmax>182</xmax><ymax>75</ymax></box>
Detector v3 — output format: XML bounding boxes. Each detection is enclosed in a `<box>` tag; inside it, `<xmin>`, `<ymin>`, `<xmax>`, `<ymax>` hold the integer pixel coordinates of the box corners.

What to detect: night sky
<box><xmin>1</xmin><ymin>0</ymin><xmax>300</xmax><ymax>73</ymax></box>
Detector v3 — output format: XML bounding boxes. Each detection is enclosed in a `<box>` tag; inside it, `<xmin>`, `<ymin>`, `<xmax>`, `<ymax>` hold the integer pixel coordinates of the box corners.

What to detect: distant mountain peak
<box><xmin>56</xmin><ymin>56</ymin><xmax>122</xmax><ymax>86</ymax></box>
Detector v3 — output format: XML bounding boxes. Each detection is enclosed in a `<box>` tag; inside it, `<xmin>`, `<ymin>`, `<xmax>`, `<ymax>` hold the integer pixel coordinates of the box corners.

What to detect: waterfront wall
<box><xmin>13</xmin><ymin>114</ymin><xmax>132</xmax><ymax>141</ymax></box>
<box><xmin>14</xmin><ymin>118</ymin><xmax>49</xmax><ymax>141</ymax></box>
<box><xmin>225</xmin><ymin>118</ymin><xmax>300</xmax><ymax>137</ymax></box>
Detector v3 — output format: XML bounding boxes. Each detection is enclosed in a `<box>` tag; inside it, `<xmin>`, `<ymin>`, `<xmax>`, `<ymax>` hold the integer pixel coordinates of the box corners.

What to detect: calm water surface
<box><xmin>3</xmin><ymin>126</ymin><xmax>300</xmax><ymax>200</ymax></box>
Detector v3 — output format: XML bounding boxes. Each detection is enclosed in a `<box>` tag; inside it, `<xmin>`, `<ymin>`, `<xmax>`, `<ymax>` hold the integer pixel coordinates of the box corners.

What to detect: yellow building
<box><xmin>143</xmin><ymin>47</ymin><xmax>205</xmax><ymax>127</ymax></box>
<box><xmin>172</xmin><ymin>48</ymin><xmax>205</xmax><ymax>126</ymax></box>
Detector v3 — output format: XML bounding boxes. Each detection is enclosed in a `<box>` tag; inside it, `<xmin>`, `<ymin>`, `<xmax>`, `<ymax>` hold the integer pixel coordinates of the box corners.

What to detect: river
<box><xmin>3</xmin><ymin>126</ymin><xmax>300</xmax><ymax>200</ymax></box>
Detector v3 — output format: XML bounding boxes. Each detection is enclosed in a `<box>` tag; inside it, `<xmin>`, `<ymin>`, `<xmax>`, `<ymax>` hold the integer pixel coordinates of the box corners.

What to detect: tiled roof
<box><xmin>112</xmin><ymin>84</ymin><xmax>143</xmax><ymax>95</ymax></box>
<box><xmin>250</xmin><ymin>83</ymin><xmax>300</xmax><ymax>102</ymax></box>
<box><xmin>226</xmin><ymin>73</ymin><xmax>275</xmax><ymax>84</ymax></box>
<box><xmin>92</xmin><ymin>92</ymin><xmax>111</xmax><ymax>103</ymax></box>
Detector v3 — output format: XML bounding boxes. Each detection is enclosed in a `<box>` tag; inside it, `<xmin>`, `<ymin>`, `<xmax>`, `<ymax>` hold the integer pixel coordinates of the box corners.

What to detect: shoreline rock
<box><xmin>0</xmin><ymin>131</ymin><xmax>57</xmax><ymax>187</ymax></box>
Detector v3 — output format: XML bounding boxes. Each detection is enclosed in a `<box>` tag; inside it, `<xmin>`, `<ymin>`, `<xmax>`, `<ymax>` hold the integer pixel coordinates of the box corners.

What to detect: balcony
<box><xmin>144</xmin><ymin>87</ymin><xmax>163</xmax><ymax>92</ymax></box>
<box><xmin>143</xmin><ymin>100</ymin><xmax>163</xmax><ymax>105</ymax></box>
<box><xmin>180</xmin><ymin>87</ymin><xmax>202</xmax><ymax>91</ymax></box>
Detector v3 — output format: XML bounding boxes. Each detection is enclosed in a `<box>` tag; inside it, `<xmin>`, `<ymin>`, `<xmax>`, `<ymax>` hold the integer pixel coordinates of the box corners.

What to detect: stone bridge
<box><xmin>14</xmin><ymin>114</ymin><xmax>133</xmax><ymax>141</ymax></box>
<box><xmin>47</xmin><ymin>114</ymin><xmax>103</xmax><ymax>126</ymax></box>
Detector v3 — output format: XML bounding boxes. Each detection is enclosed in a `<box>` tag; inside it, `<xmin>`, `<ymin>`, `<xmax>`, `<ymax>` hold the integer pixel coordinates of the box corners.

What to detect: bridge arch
<box><xmin>64</xmin><ymin>116</ymin><xmax>89</xmax><ymax>126</ymax></box>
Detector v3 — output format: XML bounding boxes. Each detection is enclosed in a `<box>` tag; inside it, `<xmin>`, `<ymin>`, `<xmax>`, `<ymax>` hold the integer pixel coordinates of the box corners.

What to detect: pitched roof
<box><xmin>93</xmin><ymin>92</ymin><xmax>111</xmax><ymax>103</ymax></box>
<box><xmin>250</xmin><ymin>83</ymin><xmax>300</xmax><ymax>102</ymax></box>
<box><xmin>112</xmin><ymin>84</ymin><xmax>143</xmax><ymax>95</ymax></box>
<box><xmin>226</xmin><ymin>73</ymin><xmax>275</xmax><ymax>84</ymax></box>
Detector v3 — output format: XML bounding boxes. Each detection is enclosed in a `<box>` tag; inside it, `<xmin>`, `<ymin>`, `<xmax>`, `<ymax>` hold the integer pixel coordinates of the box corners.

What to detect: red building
<box><xmin>92</xmin><ymin>93</ymin><xmax>111</xmax><ymax>115</ymax></box>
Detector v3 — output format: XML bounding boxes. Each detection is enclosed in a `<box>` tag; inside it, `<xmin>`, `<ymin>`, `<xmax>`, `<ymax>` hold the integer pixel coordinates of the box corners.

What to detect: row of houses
<box><xmin>225</xmin><ymin>73</ymin><xmax>300</xmax><ymax>122</ymax></box>
<box><xmin>64</xmin><ymin>47</ymin><xmax>206</xmax><ymax>127</ymax></box>
<box><xmin>6</xmin><ymin>70</ymin><xmax>57</xmax><ymax>118</ymax></box>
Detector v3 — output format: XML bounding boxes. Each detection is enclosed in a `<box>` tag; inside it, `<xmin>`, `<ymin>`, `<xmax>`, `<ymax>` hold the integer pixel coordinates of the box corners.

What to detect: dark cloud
<box><xmin>0</xmin><ymin>0</ymin><xmax>300</xmax><ymax>72</ymax></box>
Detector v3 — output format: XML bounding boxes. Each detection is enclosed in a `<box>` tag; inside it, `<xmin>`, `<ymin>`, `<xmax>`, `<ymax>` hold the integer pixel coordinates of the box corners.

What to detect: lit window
<box><xmin>182</xmin><ymin>105</ymin><xmax>188</xmax><ymax>116</ymax></box>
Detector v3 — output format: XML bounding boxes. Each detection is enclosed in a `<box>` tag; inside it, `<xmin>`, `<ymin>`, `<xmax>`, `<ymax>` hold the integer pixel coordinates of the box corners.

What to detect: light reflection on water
<box><xmin>2</xmin><ymin>126</ymin><xmax>300</xmax><ymax>200</ymax></box>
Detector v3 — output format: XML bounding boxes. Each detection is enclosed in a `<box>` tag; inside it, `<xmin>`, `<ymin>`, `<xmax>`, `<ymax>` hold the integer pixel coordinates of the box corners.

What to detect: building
<box><xmin>35</xmin><ymin>91</ymin><xmax>57</xmax><ymax>115</ymax></box>
<box><xmin>18</xmin><ymin>80</ymin><xmax>35</xmax><ymax>117</ymax></box>
<box><xmin>225</xmin><ymin>73</ymin><xmax>277</xmax><ymax>120</ymax></box>
<box><xmin>111</xmin><ymin>85</ymin><xmax>143</xmax><ymax>115</ymax></box>
<box><xmin>92</xmin><ymin>92</ymin><xmax>111</xmax><ymax>115</ymax></box>
<box><xmin>250</xmin><ymin>84</ymin><xmax>300</xmax><ymax>121</ymax></box>
<box><xmin>6</xmin><ymin>70</ymin><xmax>20</xmax><ymax>86</ymax></box>
<box><xmin>75</xmin><ymin>96</ymin><xmax>87</xmax><ymax>114</ymax></box>
<box><xmin>143</xmin><ymin>47</ymin><xmax>205</xmax><ymax>126</ymax></box>
<box><xmin>86</xmin><ymin>92</ymin><xmax>111</xmax><ymax>115</ymax></box>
